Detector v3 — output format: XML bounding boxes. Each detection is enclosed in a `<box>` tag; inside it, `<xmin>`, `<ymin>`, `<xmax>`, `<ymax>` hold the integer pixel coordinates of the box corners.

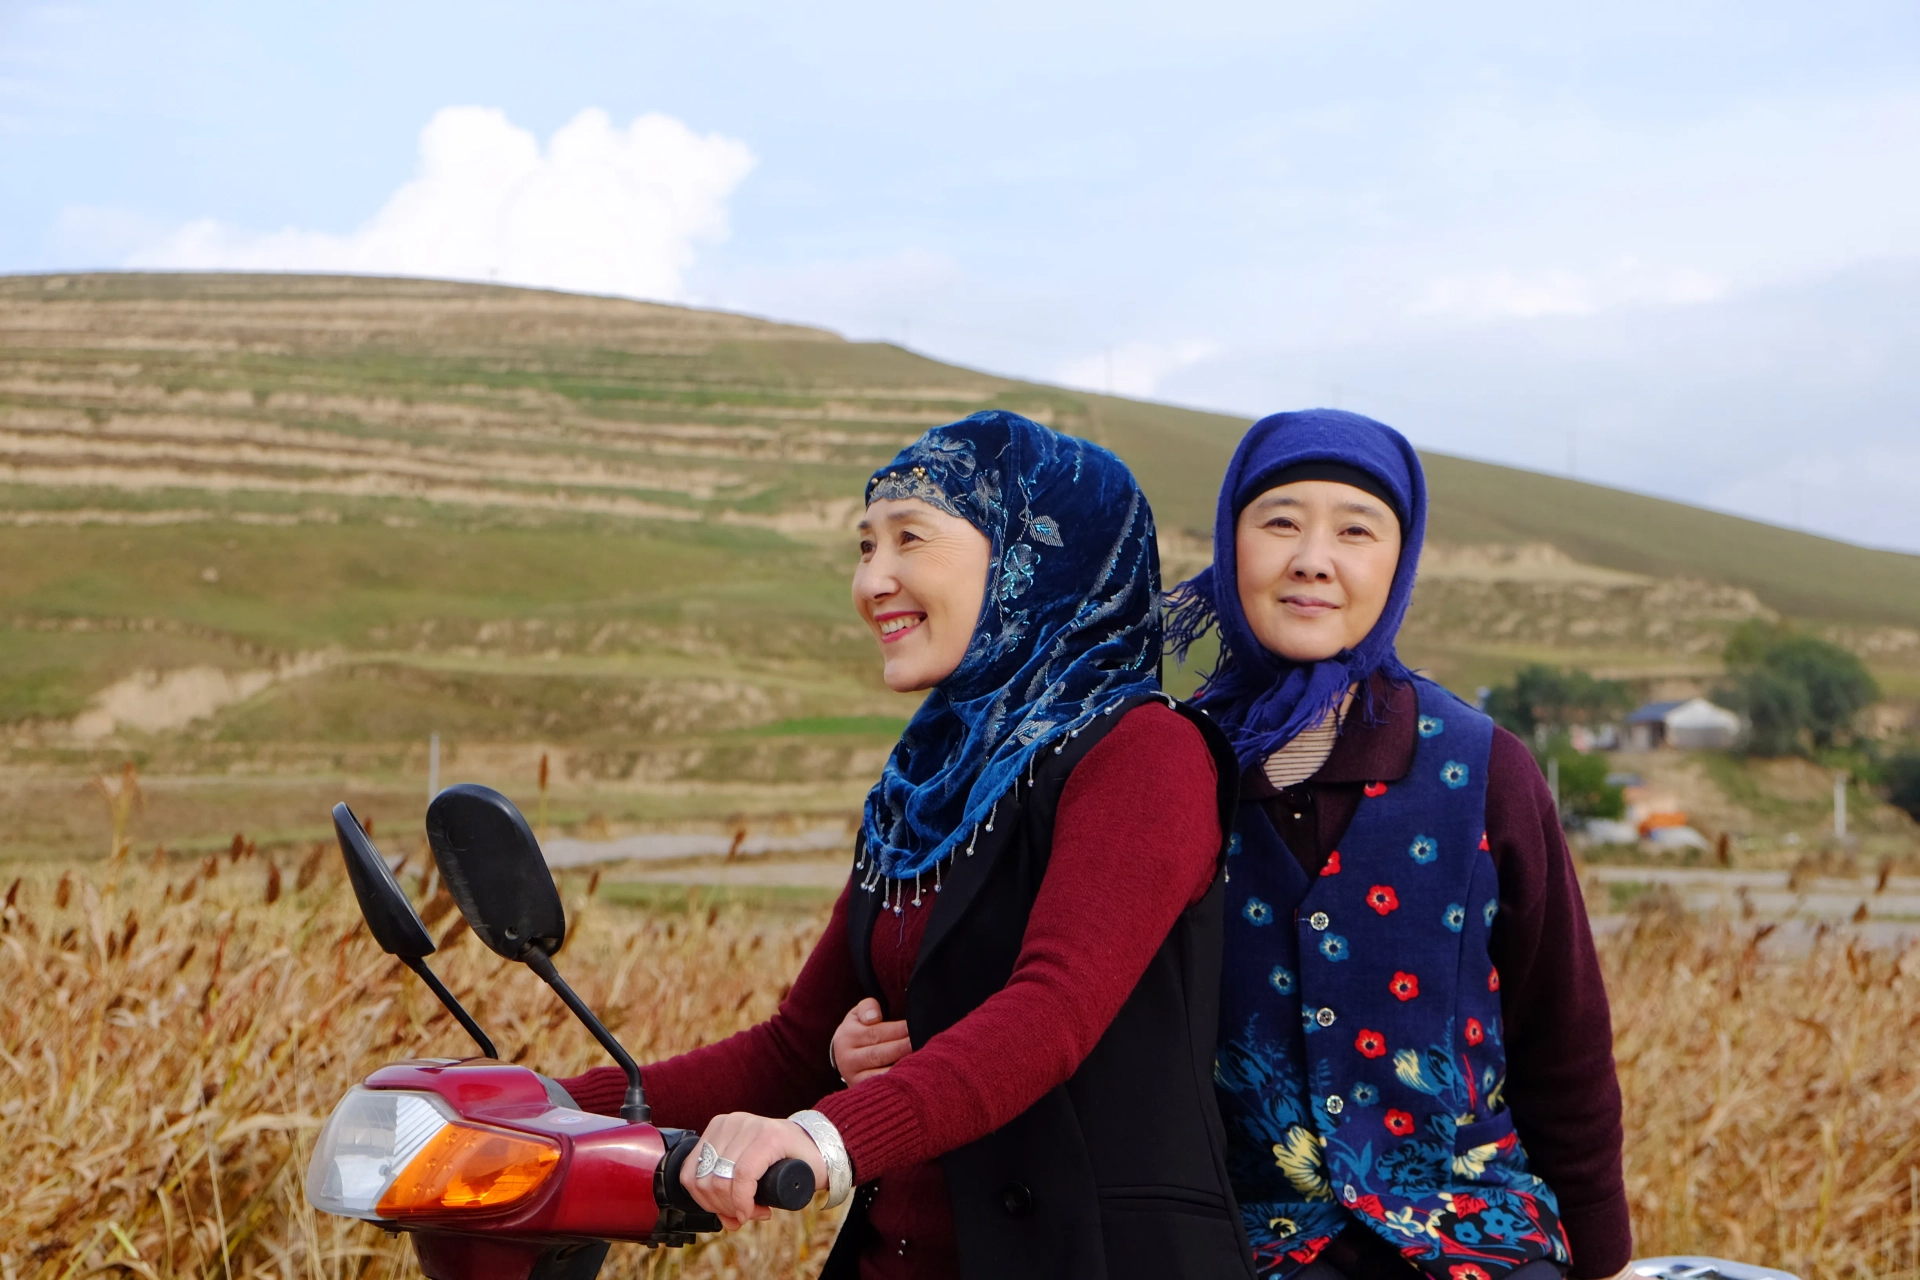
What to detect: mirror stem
<box><xmin>523</xmin><ymin>950</ymin><xmax>649</xmax><ymax>1124</ymax></box>
<box><xmin>401</xmin><ymin>956</ymin><xmax>498</xmax><ymax>1060</ymax></box>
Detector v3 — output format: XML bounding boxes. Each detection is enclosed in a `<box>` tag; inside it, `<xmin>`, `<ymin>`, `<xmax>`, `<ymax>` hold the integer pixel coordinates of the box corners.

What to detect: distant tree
<box><xmin>1887</xmin><ymin>751</ymin><xmax>1920</xmax><ymax>823</ymax></box>
<box><xmin>1540</xmin><ymin>737</ymin><xmax>1625</xmax><ymax>822</ymax></box>
<box><xmin>1722</xmin><ymin>667</ymin><xmax>1812</xmax><ymax>757</ymax></box>
<box><xmin>1719</xmin><ymin>621</ymin><xmax>1879</xmax><ymax>755</ymax></box>
<box><xmin>1486</xmin><ymin>664</ymin><xmax>1633</xmax><ymax>740</ymax></box>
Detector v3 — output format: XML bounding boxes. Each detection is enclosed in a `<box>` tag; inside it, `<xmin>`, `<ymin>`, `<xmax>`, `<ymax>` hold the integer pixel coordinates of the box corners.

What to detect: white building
<box><xmin>1624</xmin><ymin>697</ymin><xmax>1743</xmax><ymax>751</ymax></box>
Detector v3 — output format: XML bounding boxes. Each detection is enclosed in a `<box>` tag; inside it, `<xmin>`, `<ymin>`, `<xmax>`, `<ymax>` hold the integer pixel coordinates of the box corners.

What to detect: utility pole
<box><xmin>428</xmin><ymin>732</ymin><xmax>441</xmax><ymax>800</ymax></box>
<box><xmin>1834</xmin><ymin>770</ymin><xmax>1848</xmax><ymax>841</ymax></box>
<box><xmin>1546</xmin><ymin>756</ymin><xmax>1560</xmax><ymax>814</ymax></box>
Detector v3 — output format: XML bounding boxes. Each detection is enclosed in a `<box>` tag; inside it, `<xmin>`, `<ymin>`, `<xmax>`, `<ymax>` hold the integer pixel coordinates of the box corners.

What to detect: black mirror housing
<box><xmin>331</xmin><ymin>800</ymin><xmax>497</xmax><ymax>1060</ymax></box>
<box><xmin>425</xmin><ymin>782</ymin><xmax>567</xmax><ymax>961</ymax></box>
<box><xmin>333</xmin><ymin>802</ymin><xmax>436</xmax><ymax>959</ymax></box>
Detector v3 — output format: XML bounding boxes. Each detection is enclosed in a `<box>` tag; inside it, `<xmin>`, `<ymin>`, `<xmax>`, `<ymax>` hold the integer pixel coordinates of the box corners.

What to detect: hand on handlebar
<box><xmin>831</xmin><ymin>998</ymin><xmax>912</xmax><ymax>1084</ymax></box>
<box><xmin>680</xmin><ymin>1113</ymin><xmax>827</xmax><ymax>1229</ymax></box>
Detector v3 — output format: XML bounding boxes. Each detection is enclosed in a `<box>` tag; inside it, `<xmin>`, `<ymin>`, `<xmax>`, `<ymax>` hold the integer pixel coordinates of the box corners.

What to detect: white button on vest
<box><xmin>1309</xmin><ymin>911</ymin><xmax>1330</xmax><ymax>931</ymax></box>
<box><xmin>1325</xmin><ymin>1095</ymin><xmax>1344</xmax><ymax>1114</ymax></box>
<box><xmin>1316</xmin><ymin>1007</ymin><xmax>1336</xmax><ymax>1027</ymax></box>
<box><xmin>1343</xmin><ymin>1184</ymin><xmax>1358</xmax><ymax>1204</ymax></box>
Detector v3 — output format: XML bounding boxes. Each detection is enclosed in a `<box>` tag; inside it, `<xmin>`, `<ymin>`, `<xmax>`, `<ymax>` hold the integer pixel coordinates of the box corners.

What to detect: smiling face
<box><xmin>853</xmin><ymin>497</ymin><xmax>994</xmax><ymax>692</ymax></box>
<box><xmin>1234</xmin><ymin>479</ymin><xmax>1403</xmax><ymax>662</ymax></box>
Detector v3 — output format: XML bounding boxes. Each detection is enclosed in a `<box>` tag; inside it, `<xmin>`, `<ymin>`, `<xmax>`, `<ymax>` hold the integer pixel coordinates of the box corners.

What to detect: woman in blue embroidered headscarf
<box><xmin>559</xmin><ymin>410</ymin><xmax>1256</xmax><ymax>1280</ymax></box>
<box><xmin>1167</xmin><ymin>410</ymin><xmax>1629</xmax><ymax>1280</ymax></box>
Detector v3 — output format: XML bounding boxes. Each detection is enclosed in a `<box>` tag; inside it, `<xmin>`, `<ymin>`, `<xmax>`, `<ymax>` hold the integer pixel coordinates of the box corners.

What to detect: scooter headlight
<box><xmin>306</xmin><ymin>1087</ymin><xmax>560</xmax><ymax>1221</ymax></box>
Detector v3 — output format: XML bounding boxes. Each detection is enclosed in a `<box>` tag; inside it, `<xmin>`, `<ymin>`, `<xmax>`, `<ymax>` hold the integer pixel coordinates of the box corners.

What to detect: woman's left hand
<box><xmin>680</xmin><ymin>1112</ymin><xmax>829</xmax><ymax>1229</ymax></box>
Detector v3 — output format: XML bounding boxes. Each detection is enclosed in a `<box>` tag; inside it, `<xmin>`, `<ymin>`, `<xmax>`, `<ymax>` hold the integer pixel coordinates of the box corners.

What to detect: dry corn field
<box><xmin>2</xmin><ymin>851</ymin><xmax>1916</xmax><ymax>1280</ymax></box>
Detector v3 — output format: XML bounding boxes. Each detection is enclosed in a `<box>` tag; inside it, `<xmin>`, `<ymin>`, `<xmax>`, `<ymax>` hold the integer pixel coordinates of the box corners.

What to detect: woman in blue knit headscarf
<box><xmin>562</xmin><ymin>411</ymin><xmax>1257</xmax><ymax>1280</ymax></box>
<box><xmin>1165</xmin><ymin>409</ymin><xmax>1427</xmax><ymax>770</ymax></box>
<box><xmin>1172</xmin><ymin>411</ymin><xmax>1630</xmax><ymax>1280</ymax></box>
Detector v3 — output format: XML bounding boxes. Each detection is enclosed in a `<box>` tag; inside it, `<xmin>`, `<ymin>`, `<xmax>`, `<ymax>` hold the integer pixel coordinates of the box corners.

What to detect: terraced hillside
<box><xmin>2</xmin><ymin>272</ymin><xmax>1915</xmax><ymax>858</ymax></box>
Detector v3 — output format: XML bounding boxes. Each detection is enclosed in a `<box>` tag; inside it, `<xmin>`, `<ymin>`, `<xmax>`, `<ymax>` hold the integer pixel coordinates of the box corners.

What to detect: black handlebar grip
<box><xmin>754</xmin><ymin>1158</ymin><xmax>816</xmax><ymax>1210</ymax></box>
<box><xmin>659</xmin><ymin>1133</ymin><xmax>815</xmax><ymax>1214</ymax></box>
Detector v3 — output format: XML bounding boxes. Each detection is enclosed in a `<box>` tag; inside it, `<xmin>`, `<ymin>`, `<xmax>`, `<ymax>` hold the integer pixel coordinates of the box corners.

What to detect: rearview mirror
<box><xmin>425</xmin><ymin>783</ymin><xmax>566</xmax><ymax>961</ymax></box>
<box><xmin>333</xmin><ymin>802</ymin><xmax>435</xmax><ymax>959</ymax></box>
<box><xmin>425</xmin><ymin>783</ymin><xmax>649</xmax><ymax>1123</ymax></box>
<box><xmin>331</xmin><ymin>801</ymin><xmax>496</xmax><ymax>1059</ymax></box>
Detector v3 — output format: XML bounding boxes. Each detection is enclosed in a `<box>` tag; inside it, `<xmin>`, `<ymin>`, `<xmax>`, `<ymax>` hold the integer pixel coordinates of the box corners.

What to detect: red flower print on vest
<box><xmin>1288</xmin><ymin>1241</ymin><xmax>1332</xmax><ymax>1266</ymax></box>
<box><xmin>1364</xmin><ymin>781</ymin><xmax>1388</xmax><ymax>798</ymax></box>
<box><xmin>1452</xmin><ymin>1193</ymin><xmax>1488</xmax><ymax>1216</ymax></box>
<box><xmin>1322</xmin><ymin>849</ymin><xmax>1342</xmax><ymax>876</ymax></box>
<box><xmin>1390</xmin><ymin>971</ymin><xmax>1420</xmax><ymax>1001</ymax></box>
<box><xmin>1366</xmin><ymin>885</ymin><xmax>1399</xmax><ymax>915</ymax></box>
<box><xmin>1464</xmin><ymin>1017</ymin><xmax>1484</xmax><ymax>1045</ymax></box>
<box><xmin>1385</xmin><ymin>1109</ymin><xmax>1415</xmax><ymax>1136</ymax></box>
<box><xmin>1355</xmin><ymin>1028</ymin><xmax>1386</xmax><ymax>1058</ymax></box>
<box><xmin>1479</xmin><ymin>831</ymin><xmax>1490</xmax><ymax>851</ymax></box>
<box><xmin>1488</xmin><ymin>967</ymin><xmax>1501</xmax><ymax>992</ymax></box>
<box><xmin>1450</xmin><ymin>1265</ymin><xmax>1492</xmax><ymax>1280</ymax></box>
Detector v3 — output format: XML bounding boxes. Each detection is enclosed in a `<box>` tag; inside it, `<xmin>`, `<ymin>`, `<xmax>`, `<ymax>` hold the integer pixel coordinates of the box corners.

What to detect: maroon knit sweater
<box><xmin>561</xmin><ymin>702</ymin><xmax>1222</xmax><ymax>1279</ymax></box>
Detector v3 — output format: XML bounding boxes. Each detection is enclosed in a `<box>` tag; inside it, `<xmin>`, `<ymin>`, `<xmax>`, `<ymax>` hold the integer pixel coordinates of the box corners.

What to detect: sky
<box><xmin>4</xmin><ymin>1</ymin><xmax>1919</xmax><ymax>554</ymax></box>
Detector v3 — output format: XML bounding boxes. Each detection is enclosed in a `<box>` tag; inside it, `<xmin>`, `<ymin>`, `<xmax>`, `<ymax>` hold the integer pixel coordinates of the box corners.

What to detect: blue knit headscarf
<box><xmin>858</xmin><ymin>410</ymin><xmax>1163</xmax><ymax>884</ymax></box>
<box><xmin>1164</xmin><ymin>409</ymin><xmax>1426</xmax><ymax>772</ymax></box>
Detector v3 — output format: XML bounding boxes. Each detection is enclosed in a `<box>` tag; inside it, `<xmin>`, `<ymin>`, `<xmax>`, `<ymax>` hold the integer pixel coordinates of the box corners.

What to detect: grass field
<box><xmin>3</xmin><ymin>271</ymin><xmax>1917</xmax><ymax>862</ymax></box>
<box><xmin>3</xmin><ymin>854</ymin><xmax>1916</xmax><ymax>1280</ymax></box>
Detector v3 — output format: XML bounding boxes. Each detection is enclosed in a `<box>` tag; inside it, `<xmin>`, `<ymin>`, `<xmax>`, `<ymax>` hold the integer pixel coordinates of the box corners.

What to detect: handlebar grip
<box><xmin>659</xmin><ymin>1132</ymin><xmax>816</xmax><ymax>1214</ymax></box>
<box><xmin>755</xmin><ymin>1158</ymin><xmax>816</xmax><ymax>1210</ymax></box>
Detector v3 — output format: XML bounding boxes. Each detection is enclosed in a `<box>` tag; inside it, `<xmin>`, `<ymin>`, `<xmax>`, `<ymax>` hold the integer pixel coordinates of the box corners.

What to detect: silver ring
<box><xmin>694</xmin><ymin>1142</ymin><xmax>720</xmax><ymax>1179</ymax></box>
<box><xmin>712</xmin><ymin>1157</ymin><xmax>737</xmax><ymax>1180</ymax></box>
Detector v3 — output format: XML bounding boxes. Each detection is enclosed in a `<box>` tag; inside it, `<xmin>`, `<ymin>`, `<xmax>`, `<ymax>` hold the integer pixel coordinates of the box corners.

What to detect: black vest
<box><xmin>823</xmin><ymin>696</ymin><xmax>1256</xmax><ymax>1280</ymax></box>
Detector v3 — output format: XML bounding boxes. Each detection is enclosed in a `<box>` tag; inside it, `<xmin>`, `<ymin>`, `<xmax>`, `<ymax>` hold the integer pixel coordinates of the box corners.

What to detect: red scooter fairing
<box><xmin>355</xmin><ymin>1061</ymin><xmax>673</xmax><ymax>1241</ymax></box>
<box><xmin>308</xmin><ymin>798</ymin><xmax>812</xmax><ymax>1280</ymax></box>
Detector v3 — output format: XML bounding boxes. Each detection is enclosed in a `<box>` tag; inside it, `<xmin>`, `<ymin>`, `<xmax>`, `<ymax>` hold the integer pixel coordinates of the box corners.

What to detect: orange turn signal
<box><xmin>376</xmin><ymin>1123</ymin><xmax>560</xmax><ymax>1217</ymax></box>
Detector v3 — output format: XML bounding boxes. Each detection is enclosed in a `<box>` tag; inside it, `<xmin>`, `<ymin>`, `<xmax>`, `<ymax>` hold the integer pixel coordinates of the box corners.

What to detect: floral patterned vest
<box><xmin>1215</xmin><ymin>679</ymin><xmax>1571</xmax><ymax>1280</ymax></box>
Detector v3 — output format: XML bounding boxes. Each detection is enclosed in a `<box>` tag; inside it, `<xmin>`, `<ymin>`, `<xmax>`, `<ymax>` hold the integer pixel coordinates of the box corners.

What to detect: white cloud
<box><xmin>1054</xmin><ymin>339</ymin><xmax>1220</xmax><ymax>399</ymax></box>
<box><xmin>127</xmin><ymin>106</ymin><xmax>755</xmax><ymax>301</ymax></box>
<box><xmin>1409</xmin><ymin>259</ymin><xmax>1725</xmax><ymax>322</ymax></box>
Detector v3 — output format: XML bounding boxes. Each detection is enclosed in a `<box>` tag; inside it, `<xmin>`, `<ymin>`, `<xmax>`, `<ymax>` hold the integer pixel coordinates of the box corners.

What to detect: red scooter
<box><xmin>305</xmin><ymin>785</ymin><xmax>814</xmax><ymax>1280</ymax></box>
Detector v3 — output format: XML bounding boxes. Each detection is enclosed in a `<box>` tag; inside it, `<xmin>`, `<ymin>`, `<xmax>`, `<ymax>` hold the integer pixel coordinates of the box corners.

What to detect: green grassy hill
<box><xmin>3</xmin><ymin>271</ymin><xmax>1914</xmax><ymax>857</ymax></box>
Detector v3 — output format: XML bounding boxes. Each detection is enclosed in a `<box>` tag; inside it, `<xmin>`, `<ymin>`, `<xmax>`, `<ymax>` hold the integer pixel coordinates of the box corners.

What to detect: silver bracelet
<box><xmin>787</xmin><ymin>1109</ymin><xmax>852</xmax><ymax>1209</ymax></box>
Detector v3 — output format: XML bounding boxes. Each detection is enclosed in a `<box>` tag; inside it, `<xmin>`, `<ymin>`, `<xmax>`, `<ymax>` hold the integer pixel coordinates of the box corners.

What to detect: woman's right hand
<box><xmin>830</xmin><ymin>997</ymin><xmax>912</xmax><ymax>1084</ymax></box>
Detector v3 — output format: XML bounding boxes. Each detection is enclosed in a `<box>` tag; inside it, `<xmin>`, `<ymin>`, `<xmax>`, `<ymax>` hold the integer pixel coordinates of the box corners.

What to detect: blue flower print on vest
<box><xmin>1214</xmin><ymin>1035</ymin><xmax>1350</xmax><ymax>1273</ymax></box>
<box><xmin>1217</xmin><ymin>679</ymin><xmax>1568</xmax><ymax>1280</ymax></box>
<box><xmin>1246</xmin><ymin>898</ymin><xmax>1275</xmax><ymax>926</ymax></box>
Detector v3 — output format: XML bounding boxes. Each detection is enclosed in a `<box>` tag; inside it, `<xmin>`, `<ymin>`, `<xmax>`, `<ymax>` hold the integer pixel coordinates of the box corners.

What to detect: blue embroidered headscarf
<box><xmin>1164</xmin><ymin>408</ymin><xmax>1426</xmax><ymax>771</ymax></box>
<box><xmin>858</xmin><ymin>410</ymin><xmax>1163</xmax><ymax>884</ymax></box>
